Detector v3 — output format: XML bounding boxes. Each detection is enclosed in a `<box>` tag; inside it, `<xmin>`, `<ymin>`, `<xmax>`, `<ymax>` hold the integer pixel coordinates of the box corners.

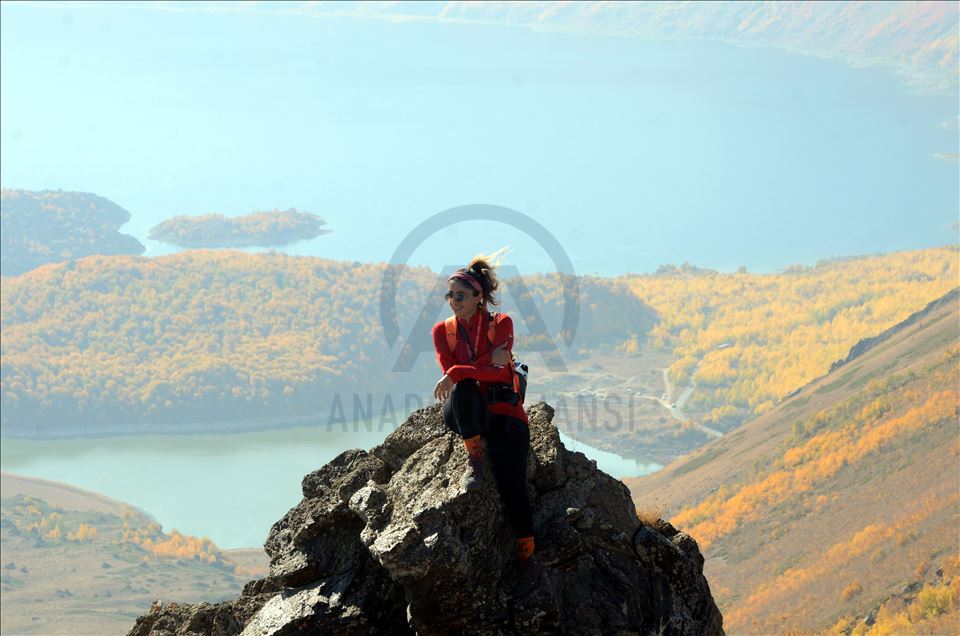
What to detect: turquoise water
<box><xmin>1</xmin><ymin>1</ymin><xmax>950</xmax><ymax>553</ymax></box>
<box><xmin>557</xmin><ymin>431</ymin><xmax>662</xmax><ymax>479</ymax></box>
<box><xmin>1</xmin><ymin>6</ymin><xmax>956</xmax><ymax>277</ymax></box>
<box><xmin>0</xmin><ymin>424</ymin><xmax>660</xmax><ymax>549</ymax></box>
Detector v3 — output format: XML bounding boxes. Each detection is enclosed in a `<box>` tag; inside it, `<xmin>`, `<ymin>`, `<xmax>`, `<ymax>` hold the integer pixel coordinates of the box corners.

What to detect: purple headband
<box><xmin>449</xmin><ymin>271</ymin><xmax>483</xmax><ymax>296</ymax></box>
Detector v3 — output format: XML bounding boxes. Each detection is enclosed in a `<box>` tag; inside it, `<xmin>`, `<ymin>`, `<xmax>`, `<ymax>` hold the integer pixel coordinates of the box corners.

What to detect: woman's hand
<box><xmin>434</xmin><ymin>374</ymin><xmax>454</xmax><ymax>402</ymax></box>
<box><xmin>491</xmin><ymin>344</ymin><xmax>510</xmax><ymax>366</ymax></box>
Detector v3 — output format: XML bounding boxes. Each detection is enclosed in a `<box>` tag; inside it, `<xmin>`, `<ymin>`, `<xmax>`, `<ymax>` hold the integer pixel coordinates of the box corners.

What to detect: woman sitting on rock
<box><xmin>431</xmin><ymin>254</ymin><xmax>537</xmax><ymax>571</ymax></box>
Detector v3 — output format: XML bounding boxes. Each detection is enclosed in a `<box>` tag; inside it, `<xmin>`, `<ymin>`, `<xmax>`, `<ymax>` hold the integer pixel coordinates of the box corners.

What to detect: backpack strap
<box><xmin>511</xmin><ymin>354</ymin><xmax>521</xmax><ymax>395</ymax></box>
<box><xmin>444</xmin><ymin>313</ymin><xmax>499</xmax><ymax>354</ymax></box>
<box><xmin>444</xmin><ymin>316</ymin><xmax>458</xmax><ymax>353</ymax></box>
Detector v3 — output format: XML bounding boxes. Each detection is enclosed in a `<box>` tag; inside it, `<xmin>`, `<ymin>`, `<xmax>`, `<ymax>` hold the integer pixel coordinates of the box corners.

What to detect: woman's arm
<box><xmin>474</xmin><ymin>313</ymin><xmax>513</xmax><ymax>367</ymax></box>
<box><xmin>437</xmin><ymin>314</ymin><xmax>515</xmax><ymax>384</ymax></box>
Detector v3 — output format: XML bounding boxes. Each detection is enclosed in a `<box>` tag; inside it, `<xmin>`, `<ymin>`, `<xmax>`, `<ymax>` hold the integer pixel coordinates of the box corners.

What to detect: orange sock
<box><xmin>516</xmin><ymin>536</ymin><xmax>535</xmax><ymax>560</ymax></box>
<box><xmin>463</xmin><ymin>435</ymin><xmax>483</xmax><ymax>459</ymax></box>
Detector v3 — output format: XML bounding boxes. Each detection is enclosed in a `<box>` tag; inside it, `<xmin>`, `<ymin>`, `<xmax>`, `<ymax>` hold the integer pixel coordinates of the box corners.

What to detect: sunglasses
<box><xmin>444</xmin><ymin>291</ymin><xmax>470</xmax><ymax>302</ymax></box>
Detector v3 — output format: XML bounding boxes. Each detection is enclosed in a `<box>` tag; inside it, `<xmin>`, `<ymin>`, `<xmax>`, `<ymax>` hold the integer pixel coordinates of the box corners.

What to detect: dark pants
<box><xmin>443</xmin><ymin>380</ymin><xmax>534</xmax><ymax>538</ymax></box>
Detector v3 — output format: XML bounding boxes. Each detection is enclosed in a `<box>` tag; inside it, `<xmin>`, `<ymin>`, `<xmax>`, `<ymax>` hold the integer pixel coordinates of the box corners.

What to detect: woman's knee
<box><xmin>450</xmin><ymin>379</ymin><xmax>483</xmax><ymax>406</ymax></box>
<box><xmin>451</xmin><ymin>381</ymin><xmax>487</xmax><ymax>416</ymax></box>
<box><xmin>446</xmin><ymin>380</ymin><xmax>490</xmax><ymax>437</ymax></box>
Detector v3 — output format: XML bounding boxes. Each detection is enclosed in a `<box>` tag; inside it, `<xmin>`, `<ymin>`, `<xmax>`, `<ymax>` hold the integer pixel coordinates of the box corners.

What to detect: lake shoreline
<box><xmin>3</xmin><ymin>413</ymin><xmax>665</xmax><ymax>550</ymax></box>
<box><xmin>0</xmin><ymin>471</ymin><xmax>158</xmax><ymax>524</ymax></box>
<box><xmin>0</xmin><ymin>403</ymin><xmax>667</xmax><ymax>466</ymax></box>
<box><xmin>0</xmin><ymin>409</ymin><xmax>411</xmax><ymax>442</ymax></box>
<box><xmin>1</xmin><ymin>417</ymin><xmax>669</xmax><ymax>470</ymax></box>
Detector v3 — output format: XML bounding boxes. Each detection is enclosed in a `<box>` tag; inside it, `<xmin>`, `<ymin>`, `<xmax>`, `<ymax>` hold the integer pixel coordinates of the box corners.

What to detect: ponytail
<box><xmin>464</xmin><ymin>253</ymin><xmax>500</xmax><ymax>310</ymax></box>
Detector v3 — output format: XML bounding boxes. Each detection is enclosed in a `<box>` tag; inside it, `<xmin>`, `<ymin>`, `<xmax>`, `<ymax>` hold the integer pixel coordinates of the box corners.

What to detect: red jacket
<box><xmin>432</xmin><ymin>311</ymin><xmax>528</xmax><ymax>424</ymax></box>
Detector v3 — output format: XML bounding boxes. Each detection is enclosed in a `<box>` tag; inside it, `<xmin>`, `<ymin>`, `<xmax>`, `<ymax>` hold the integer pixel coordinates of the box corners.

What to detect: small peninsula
<box><xmin>147</xmin><ymin>208</ymin><xmax>331</xmax><ymax>248</ymax></box>
<box><xmin>0</xmin><ymin>189</ymin><xmax>145</xmax><ymax>277</ymax></box>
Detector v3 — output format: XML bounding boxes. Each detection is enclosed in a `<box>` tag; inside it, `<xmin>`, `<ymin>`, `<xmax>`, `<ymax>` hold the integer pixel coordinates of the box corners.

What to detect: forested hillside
<box><xmin>0</xmin><ymin>250</ymin><xmax>651</xmax><ymax>434</ymax></box>
<box><xmin>147</xmin><ymin>208</ymin><xmax>331</xmax><ymax>248</ymax></box>
<box><xmin>626</xmin><ymin>289</ymin><xmax>959</xmax><ymax>633</ymax></box>
<box><xmin>0</xmin><ymin>189</ymin><xmax>145</xmax><ymax>276</ymax></box>
<box><xmin>2</xmin><ymin>247</ymin><xmax>955</xmax><ymax>441</ymax></box>
<box><xmin>621</xmin><ymin>247</ymin><xmax>957</xmax><ymax>431</ymax></box>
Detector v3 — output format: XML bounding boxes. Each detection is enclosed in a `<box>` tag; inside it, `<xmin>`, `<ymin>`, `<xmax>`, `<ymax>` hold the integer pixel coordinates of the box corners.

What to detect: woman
<box><xmin>431</xmin><ymin>254</ymin><xmax>536</xmax><ymax>568</ymax></box>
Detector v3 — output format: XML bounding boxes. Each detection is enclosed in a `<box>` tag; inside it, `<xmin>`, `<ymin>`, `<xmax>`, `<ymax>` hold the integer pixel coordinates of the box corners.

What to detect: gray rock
<box><xmin>127</xmin><ymin>401</ymin><xmax>724</xmax><ymax>635</ymax></box>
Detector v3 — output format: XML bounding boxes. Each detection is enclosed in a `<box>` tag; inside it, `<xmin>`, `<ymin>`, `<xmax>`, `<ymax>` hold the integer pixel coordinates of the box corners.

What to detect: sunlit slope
<box><xmin>0</xmin><ymin>250</ymin><xmax>653</xmax><ymax>433</ymax></box>
<box><xmin>625</xmin><ymin>289</ymin><xmax>960</xmax><ymax>633</ymax></box>
<box><xmin>620</xmin><ymin>247</ymin><xmax>958</xmax><ymax>429</ymax></box>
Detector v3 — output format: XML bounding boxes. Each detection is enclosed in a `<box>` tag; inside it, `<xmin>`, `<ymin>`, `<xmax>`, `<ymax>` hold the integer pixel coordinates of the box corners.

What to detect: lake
<box><xmin>2</xmin><ymin>7</ymin><xmax>956</xmax><ymax>277</ymax></box>
<box><xmin>0</xmin><ymin>423</ymin><xmax>661</xmax><ymax>549</ymax></box>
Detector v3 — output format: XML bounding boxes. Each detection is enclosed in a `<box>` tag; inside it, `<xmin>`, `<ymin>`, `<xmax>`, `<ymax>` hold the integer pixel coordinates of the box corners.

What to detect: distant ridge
<box><xmin>286</xmin><ymin>1</ymin><xmax>960</xmax><ymax>94</ymax></box>
<box><xmin>0</xmin><ymin>472</ymin><xmax>155</xmax><ymax>522</ymax></box>
<box><xmin>829</xmin><ymin>287</ymin><xmax>959</xmax><ymax>372</ymax></box>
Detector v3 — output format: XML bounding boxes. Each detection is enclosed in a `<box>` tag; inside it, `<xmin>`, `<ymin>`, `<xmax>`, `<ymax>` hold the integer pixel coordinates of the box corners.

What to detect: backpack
<box><xmin>444</xmin><ymin>312</ymin><xmax>528</xmax><ymax>406</ymax></box>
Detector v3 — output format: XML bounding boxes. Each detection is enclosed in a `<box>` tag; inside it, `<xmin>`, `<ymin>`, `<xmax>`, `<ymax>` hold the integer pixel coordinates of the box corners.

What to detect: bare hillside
<box><xmin>0</xmin><ymin>474</ymin><xmax>268</xmax><ymax>635</ymax></box>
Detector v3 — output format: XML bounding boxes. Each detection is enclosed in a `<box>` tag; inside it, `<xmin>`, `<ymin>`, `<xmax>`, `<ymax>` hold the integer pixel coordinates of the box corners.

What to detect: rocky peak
<box><xmin>127</xmin><ymin>402</ymin><xmax>723</xmax><ymax>635</ymax></box>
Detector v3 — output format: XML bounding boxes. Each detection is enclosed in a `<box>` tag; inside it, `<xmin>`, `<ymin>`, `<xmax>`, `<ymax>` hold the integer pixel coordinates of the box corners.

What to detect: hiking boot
<box><xmin>462</xmin><ymin>454</ymin><xmax>484</xmax><ymax>490</ymax></box>
<box><xmin>513</xmin><ymin>555</ymin><xmax>543</xmax><ymax>597</ymax></box>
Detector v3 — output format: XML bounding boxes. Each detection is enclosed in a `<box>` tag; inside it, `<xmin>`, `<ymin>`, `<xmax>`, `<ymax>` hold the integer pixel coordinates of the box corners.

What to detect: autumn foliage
<box><xmin>147</xmin><ymin>208</ymin><xmax>331</xmax><ymax>248</ymax></box>
<box><xmin>6</xmin><ymin>497</ymin><xmax>97</xmax><ymax>543</ymax></box>
<box><xmin>620</xmin><ymin>247</ymin><xmax>958</xmax><ymax>428</ymax></box>
<box><xmin>0</xmin><ymin>251</ymin><xmax>650</xmax><ymax>431</ymax></box>
<box><xmin>123</xmin><ymin>522</ymin><xmax>230</xmax><ymax>567</ymax></box>
<box><xmin>672</xmin><ymin>346</ymin><xmax>959</xmax><ymax>549</ymax></box>
<box><xmin>830</xmin><ymin>555</ymin><xmax>960</xmax><ymax>635</ymax></box>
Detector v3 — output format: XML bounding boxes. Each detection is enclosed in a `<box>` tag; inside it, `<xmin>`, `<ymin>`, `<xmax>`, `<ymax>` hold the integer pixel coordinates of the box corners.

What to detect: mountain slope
<box><xmin>625</xmin><ymin>288</ymin><xmax>959</xmax><ymax>633</ymax></box>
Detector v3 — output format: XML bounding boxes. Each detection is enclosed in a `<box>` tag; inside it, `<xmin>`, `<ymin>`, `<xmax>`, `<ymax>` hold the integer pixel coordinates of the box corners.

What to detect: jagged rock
<box><xmin>901</xmin><ymin>580</ymin><xmax>921</xmax><ymax>594</ymax></box>
<box><xmin>128</xmin><ymin>595</ymin><xmax>272</xmax><ymax>636</ymax></box>
<box><xmin>264</xmin><ymin>448</ymin><xmax>391</xmax><ymax>587</ymax></box>
<box><xmin>127</xmin><ymin>401</ymin><xmax>724</xmax><ymax>635</ymax></box>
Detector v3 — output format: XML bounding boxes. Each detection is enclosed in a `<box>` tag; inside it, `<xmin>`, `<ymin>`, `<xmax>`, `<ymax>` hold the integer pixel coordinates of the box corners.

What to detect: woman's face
<box><xmin>446</xmin><ymin>279</ymin><xmax>480</xmax><ymax>320</ymax></box>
